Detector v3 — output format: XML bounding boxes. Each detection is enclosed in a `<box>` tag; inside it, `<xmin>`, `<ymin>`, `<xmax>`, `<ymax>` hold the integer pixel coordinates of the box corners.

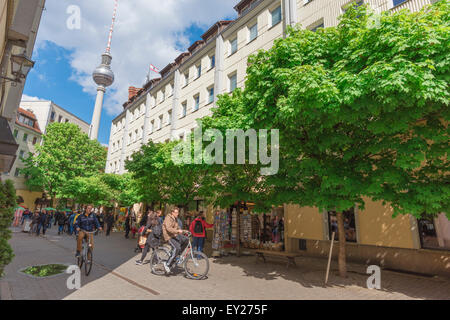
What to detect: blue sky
<box><xmin>23</xmin><ymin>25</ymin><xmax>208</xmax><ymax>145</ymax></box>
<box><xmin>22</xmin><ymin>0</ymin><xmax>238</xmax><ymax>146</ymax></box>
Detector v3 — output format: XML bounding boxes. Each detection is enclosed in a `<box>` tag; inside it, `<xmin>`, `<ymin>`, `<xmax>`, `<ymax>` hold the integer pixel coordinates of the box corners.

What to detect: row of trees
<box><xmin>124</xmin><ymin>2</ymin><xmax>449</xmax><ymax>277</ymax></box>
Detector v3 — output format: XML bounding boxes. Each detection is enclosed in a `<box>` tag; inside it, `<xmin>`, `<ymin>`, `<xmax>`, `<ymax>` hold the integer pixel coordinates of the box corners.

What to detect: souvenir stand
<box><xmin>212</xmin><ymin>203</ymin><xmax>285</xmax><ymax>257</ymax></box>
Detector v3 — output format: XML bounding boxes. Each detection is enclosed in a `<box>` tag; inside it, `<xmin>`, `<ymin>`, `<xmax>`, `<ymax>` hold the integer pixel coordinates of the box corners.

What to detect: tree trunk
<box><xmin>336</xmin><ymin>211</ymin><xmax>347</xmax><ymax>278</ymax></box>
<box><xmin>236</xmin><ymin>202</ymin><xmax>241</xmax><ymax>257</ymax></box>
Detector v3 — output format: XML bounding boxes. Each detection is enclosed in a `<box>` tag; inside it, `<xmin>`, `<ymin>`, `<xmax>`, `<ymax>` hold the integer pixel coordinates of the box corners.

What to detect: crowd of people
<box><xmin>15</xmin><ymin>205</ymin><xmax>213</xmax><ymax>275</ymax></box>
<box><xmin>18</xmin><ymin>208</ymin><xmax>117</xmax><ymax>237</ymax></box>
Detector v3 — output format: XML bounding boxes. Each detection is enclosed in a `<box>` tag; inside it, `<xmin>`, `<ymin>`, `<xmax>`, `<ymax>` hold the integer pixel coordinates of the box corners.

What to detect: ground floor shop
<box><xmin>284</xmin><ymin>197</ymin><xmax>450</xmax><ymax>277</ymax></box>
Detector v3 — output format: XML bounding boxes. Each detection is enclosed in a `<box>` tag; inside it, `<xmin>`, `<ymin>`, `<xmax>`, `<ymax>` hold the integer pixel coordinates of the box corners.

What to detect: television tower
<box><xmin>89</xmin><ymin>0</ymin><xmax>118</xmax><ymax>140</ymax></box>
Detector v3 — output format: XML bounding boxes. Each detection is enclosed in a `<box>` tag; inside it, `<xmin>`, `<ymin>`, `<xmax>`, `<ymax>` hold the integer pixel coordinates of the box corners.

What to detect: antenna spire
<box><xmin>106</xmin><ymin>0</ymin><xmax>119</xmax><ymax>54</ymax></box>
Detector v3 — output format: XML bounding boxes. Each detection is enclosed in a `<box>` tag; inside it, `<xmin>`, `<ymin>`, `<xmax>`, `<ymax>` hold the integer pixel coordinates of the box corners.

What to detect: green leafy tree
<box><xmin>0</xmin><ymin>179</ymin><xmax>17</xmax><ymax>277</ymax></box>
<box><xmin>211</xmin><ymin>2</ymin><xmax>449</xmax><ymax>276</ymax></box>
<box><xmin>100</xmin><ymin>173</ymin><xmax>141</xmax><ymax>207</ymax></box>
<box><xmin>21</xmin><ymin>123</ymin><xmax>107</xmax><ymax>206</ymax></box>
<box><xmin>61</xmin><ymin>175</ymin><xmax>113</xmax><ymax>207</ymax></box>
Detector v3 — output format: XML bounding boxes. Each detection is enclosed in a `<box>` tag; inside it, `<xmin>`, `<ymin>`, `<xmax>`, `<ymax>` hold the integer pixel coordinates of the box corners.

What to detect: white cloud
<box><xmin>21</xmin><ymin>94</ymin><xmax>44</xmax><ymax>101</ymax></box>
<box><xmin>35</xmin><ymin>0</ymin><xmax>238</xmax><ymax>116</ymax></box>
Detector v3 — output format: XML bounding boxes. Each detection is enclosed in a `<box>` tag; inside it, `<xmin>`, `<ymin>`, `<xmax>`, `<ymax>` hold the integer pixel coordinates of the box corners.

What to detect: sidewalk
<box><xmin>1</xmin><ymin>226</ymin><xmax>450</xmax><ymax>300</ymax></box>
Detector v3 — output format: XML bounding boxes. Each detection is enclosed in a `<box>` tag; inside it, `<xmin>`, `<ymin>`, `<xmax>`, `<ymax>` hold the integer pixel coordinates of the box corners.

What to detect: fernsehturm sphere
<box><xmin>89</xmin><ymin>0</ymin><xmax>118</xmax><ymax>140</ymax></box>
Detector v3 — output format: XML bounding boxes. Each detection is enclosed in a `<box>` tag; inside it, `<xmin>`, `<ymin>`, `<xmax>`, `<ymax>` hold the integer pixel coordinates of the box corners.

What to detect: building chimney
<box><xmin>128</xmin><ymin>86</ymin><xmax>142</xmax><ymax>100</ymax></box>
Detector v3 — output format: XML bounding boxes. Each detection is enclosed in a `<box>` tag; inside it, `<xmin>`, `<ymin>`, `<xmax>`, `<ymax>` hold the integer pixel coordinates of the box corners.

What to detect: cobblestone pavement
<box><xmin>1</xmin><ymin>226</ymin><xmax>450</xmax><ymax>300</ymax></box>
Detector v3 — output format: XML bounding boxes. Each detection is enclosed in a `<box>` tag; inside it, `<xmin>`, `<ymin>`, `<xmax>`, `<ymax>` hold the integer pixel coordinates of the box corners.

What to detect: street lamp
<box><xmin>1</xmin><ymin>49</ymin><xmax>35</xmax><ymax>85</ymax></box>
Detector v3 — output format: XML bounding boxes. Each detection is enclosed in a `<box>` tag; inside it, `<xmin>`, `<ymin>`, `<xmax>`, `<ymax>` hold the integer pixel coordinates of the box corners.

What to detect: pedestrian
<box><xmin>105</xmin><ymin>211</ymin><xmax>114</xmax><ymax>236</ymax></box>
<box><xmin>57</xmin><ymin>211</ymin><xmax>67</xmax><ymax>235</ymax></box>
<box><xmin>189</xmin><ymin>211</ymin><xmax>214</xmax><ymax>255</ymax></box>
<box><xmin>136</xmin><ymin>210</ymin><xmax>162</xmax><ymax>265</ymax></box>
<box><xmin>124</xmin><ymin>212</ymin><xmax>131</xmax><ymax>239</ymax></box>
<box><xmin>36</xmin><ymin>210</ymin><xmax>48</xmax><ymax>236</ymax></box>
<box><xmin>30</xmin><ymin>210</ymin><xmax>40</xmax><ymax>234</ymax></box>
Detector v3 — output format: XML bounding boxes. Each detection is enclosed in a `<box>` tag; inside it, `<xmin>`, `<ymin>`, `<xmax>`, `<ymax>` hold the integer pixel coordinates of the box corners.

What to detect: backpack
<box><xmin>152</xmin><ymin>224</ymin><xmax>163</xmax><ymax>239</ymax></box>
<box><xmin>194</xmin><ymin>219</ymin><xmax>203</xmax><ymax>234</ymax></box>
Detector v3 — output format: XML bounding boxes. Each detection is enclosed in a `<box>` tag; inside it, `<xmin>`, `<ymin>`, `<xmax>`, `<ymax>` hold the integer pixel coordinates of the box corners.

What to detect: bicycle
<box><xmin>76</xmin><ymin>230</ymin><xmax>96</xmax><ymax>276</ymax></box>
<box><xmin>150</xmin><ymin>231</ymin><xmax>209</xmax><ymax>280</ymax></box>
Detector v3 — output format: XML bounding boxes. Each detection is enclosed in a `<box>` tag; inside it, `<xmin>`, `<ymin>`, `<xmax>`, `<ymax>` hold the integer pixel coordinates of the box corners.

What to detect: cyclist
<box><xmin>162</xmin><ymin>208</ymin><xmax>189</xmax><ymax>273</ymax></box>
<box><xmin>74</xmin><ymin>204</ymin><xmax>102</xmax><ymax>258</ymax></box>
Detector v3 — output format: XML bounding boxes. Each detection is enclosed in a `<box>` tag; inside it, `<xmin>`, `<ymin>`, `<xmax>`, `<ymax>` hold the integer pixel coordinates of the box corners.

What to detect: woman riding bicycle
<box><xmin>162</xmin><ymin>208</ymin><xmax>189</xmax><ymax>273</ymax></box>
<box><xmin>74</xmin><ymin>205</ymin><xmax>102</xmax><ymax>258</ymax></box>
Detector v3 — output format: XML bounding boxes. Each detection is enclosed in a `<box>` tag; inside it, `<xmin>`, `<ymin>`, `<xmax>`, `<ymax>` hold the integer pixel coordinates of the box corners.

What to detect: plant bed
<box><xmin>20</xmin><ymin>264</ymin><xmax>68</xmax><ymax>278</ymax></box>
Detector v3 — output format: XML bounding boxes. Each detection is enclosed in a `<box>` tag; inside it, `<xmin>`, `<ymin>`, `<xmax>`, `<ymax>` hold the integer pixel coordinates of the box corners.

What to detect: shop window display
<box><xmin>211</xmin><ymin>203</ymin><xmax>285</xmax><ymax>256</ymax></box>
<box><xmin>418</xmin><ymin>213</ymin><xmax>450</xmax><ymax>250</ymax></box>
<box><xmin>328</xmin><ymin>208</ymin><xmax>357</xmax><ymax>242</ymax></box>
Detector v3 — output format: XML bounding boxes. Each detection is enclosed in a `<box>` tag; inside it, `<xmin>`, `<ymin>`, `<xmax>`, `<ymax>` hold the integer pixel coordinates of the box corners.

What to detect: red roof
<box><xmin>16</xmin><ymin>107</ymin><xmax>42</xmax><ymax>134</ymax></box>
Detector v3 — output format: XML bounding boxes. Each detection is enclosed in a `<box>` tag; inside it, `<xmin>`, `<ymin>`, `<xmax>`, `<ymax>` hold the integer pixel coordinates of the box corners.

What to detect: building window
<box><xmin>128</xmin><ymin>133</ymin><xmax>132</xmax><ymax>144</ymax></box>
<box><xmin>208</xmin><ymin>87</ymin><xmax>214</xmax><ymax>104</ymax></box>
<box><xmin>310</xmin><ymin>21</ymin><xmax>324</xmax><ymax>32</ymax></box>
<box><xmin>271</xmin><ymin>5</ymin><xmax>282</xmax><ymax>27</ymax></box>
<box><xmin>392</xmin><ymin>0</ymin><xmax>407</xmax><ymax>7</ymax></box>
<box><xmin>181</xmin><ymin>102</ymin><xmax>187</xmax><ymax>118</ymax></box>
<box><xmin>161</xmin><ymin>90</ymin><xmax>165</xmax><ymax>102</ymax></box>
<box><xmin>210</xmin><ymin>55</ymin><xmax>215</xmax><ymax>69</ymax></box>
<box><xmin>13</xmin><ymin>129</ymin><xmax>18</xmax><ymax>138</ymax></box>
<box><xmin>229</xmin><ymin>73</ymin><xmax>237</xmax><ymax>92</ymax></box>
<box><xmin>230</xmin><ymin>38</ymin><xmax>238</xmax><ymax>55</ymax></box>
<box><xmin>342</xmin><ymin>0</ymin><xmax>364</xmax><ymax>13</ymax></box>
<box><xmin>14</xmin><ymin>168</ymin><xmax>20</xmax><ymax>177</ymax></box>
<box><xmin>19</xmin><ymin>150</ymin><xmax>25</xmax><ymax>159</ymax></box>
<box><xmin>50</xmin><ymin>111</ymin><xmax>55</xmax><ymax>121</ymax></box>
<box><xmin>196</xmin><ymin>64</ymin><xmax>201</xmax><ymax>79</ymax></box>
<box><xmin>32</xmin><ymin>137</ymin><xmax>38</xmax><ymax>145</ymax></box>
<box><xmin>150</xmin><ymin>120</ymin><xmax>154</xmax><ymax>133</ymax></box>
<box><xmin>23</xmin><ymin>133</ymin><xmax>28</xmax><ymax>142</ymax></box>
<box><xmin>140</xmin><ymin>126</ymin><xmax>144</xmax><ymax>139</ymax></box>
<box><xmin>418</xmin><ymin>215</ymin><xmax>450</xmax><ymax>250</ymax></box>
<box><xmin>193</xmin><ymin>95</ymin><xmax>200</xmax><ymax>111</ymax></box>
<box><xmin>179</xmin><ymin>133</ymin><xmax>184</xmax><ymax>141</ymax></box>
<box><xmin>184</xmin><ymin>72</ymin><xmax>189</xmax><ymax>86</ymax></box>
<box><xmin>328</xmin><ymin>208</ymin><xmax>357</xmax><ymax>242</ymax></box>
<box><xmin>158</xmin><ymin>115</ymin><xmax>163</xmax><ymax>130</ymax></box>
<box><xmin>134</xmin><ymin>129</ymin><xmax>138</xmax><ymax>142</ymax></box>
<box><xmin>249</xmin><ymin>23</ymin><xmax>258</xmax><ymax>42</ymax></box>
<box><xmin>58</xmin><ymin>115</ymin><xmax>63</xmax><ymax>123</ymax></box>
<box><xmin>167</xmin><ymin>110</ymin><xmax>172</xmax><ymax>125</ymax></box>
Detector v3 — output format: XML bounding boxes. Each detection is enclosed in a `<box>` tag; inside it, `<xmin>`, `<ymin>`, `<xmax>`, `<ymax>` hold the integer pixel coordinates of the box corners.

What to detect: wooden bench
<box><xmin>255</xmin><ymin>250</ymin><xmax>299</xmax><ymax>268</ymax></box>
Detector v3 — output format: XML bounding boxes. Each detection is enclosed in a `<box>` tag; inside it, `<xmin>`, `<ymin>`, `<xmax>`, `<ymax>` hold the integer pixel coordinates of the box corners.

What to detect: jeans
<box><xmin>192</xmin><ymin>237</ymin><xmax>205</xmax><ymax>253</ymax></box>
<box><xmin>36</xmin><ymin>223</ymin><xmax>47</xmax><ymax>236</ymax></box>
<box><xmin>58</xmin><ymin>225</ymin><xmax>64</xmax><ymax>234</ymax></box>
<box><xmin>167</xmin><ymin>235</ymin><xmax>189</xmax><ymax>267</ymax></box>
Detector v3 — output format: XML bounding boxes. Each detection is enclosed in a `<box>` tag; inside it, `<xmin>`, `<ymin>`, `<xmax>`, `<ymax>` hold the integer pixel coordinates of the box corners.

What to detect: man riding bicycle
<box><xmin>74</xmin><ymin>205</ymin><xmax>102</xmax><ymax>258</ymax></box>
<box><xmin>162</xmin><ymin>208</ymin><xmax>189</xmax><ymax>273</ymax></box>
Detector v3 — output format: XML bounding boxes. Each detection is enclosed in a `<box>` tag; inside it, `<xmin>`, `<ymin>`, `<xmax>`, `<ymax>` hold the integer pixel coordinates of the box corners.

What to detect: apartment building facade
<box><xmin>20</xmin><ymin>100</ymin><xmax>90</xmax><ymax>135</ymax></box>
<box><xmin>0</xmin><ymin>0</ymin><xmax>45</xmax><ymax>174</ymax></box>
<box><xmin>1</xmin><ymin>108</ymin><xmax>42</xmax><ymax>209</ymax></box>
<box><xmin>106</xmin><ymin>0</ymin><xmax>449</xmax><ymax>276</ymax></box>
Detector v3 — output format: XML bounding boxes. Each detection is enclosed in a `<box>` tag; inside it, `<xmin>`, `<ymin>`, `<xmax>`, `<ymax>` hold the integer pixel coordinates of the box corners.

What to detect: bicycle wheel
<box><xmin>150</xmin><ymin>247</ymin><xmax>171</xmax><ymax>276</ymax></box>
<box><xmin>77</xmin><ymin>246</ymin><xmax>84</xmax><ymax>268</ymax></box>
<box><xmin>184</xmin><ymin>251</ymin><xmax>209</xmax><ymax>280</ymax></box>
<box><xmin>85</xmin><ymin>247</ymin><xmax>93</xmax><ymax>276</ymax></box>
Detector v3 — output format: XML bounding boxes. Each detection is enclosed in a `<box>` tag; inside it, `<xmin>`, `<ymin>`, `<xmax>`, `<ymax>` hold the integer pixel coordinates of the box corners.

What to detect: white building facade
<box><xmin>106</xmin><ymin>0</ymin><xmax>436</xmax><ymax>175</ymax></box>
<box><xmin>20</xmin><ymin>100</ymin><xmax>90</xmax><ymax>135</ymax></box>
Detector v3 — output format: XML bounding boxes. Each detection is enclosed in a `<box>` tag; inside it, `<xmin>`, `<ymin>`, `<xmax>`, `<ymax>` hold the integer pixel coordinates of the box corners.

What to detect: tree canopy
<box><xmin>21</xmin><ymin>123</ymin><xmax>107</xmax><ymax>204</ymax></box>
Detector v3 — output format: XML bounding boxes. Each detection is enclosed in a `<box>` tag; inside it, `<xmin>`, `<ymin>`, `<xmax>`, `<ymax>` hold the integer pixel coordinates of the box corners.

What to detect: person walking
<box><xmin>105</xmin><ymin>211</ymin><xmax>115</xmax><ymax>236</ymax></box>
<box><xmin>124</xmin><ymin>212</ymin><xmax>131</xmax><ymax>239</ymax></box>
<box><xmin>162</xmin><ymin>208</ymin><xmax>189</xmax><ymax>273</ymax></box>
<box><xmin>30</xmin><ymin>210</ymin><xmax>40</xmax><ymax>234</ymax></box>
<box><xmin>136</xmin><ymin>210</ymin><xmax>162</xmax><ymax>265</ymax></box>
<box><xmin>189</xmin><ymin>211</ymin><xmax>214</xmax><ymax>254</ymax></box>
<box><xmin>36</xmin><ymin>210</ymin><xmax>48</xmax><ymax>236</ymax></box>
<box><xmin>57</xmin><ymin>211</ymin><xmax>67</xmax><ymax>235</ymax></box>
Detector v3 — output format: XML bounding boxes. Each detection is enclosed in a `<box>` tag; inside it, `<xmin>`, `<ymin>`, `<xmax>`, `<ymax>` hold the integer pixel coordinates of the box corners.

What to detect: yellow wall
<box><xmin>16</xmin><ymin>189</ymin><xmax>41</xmax><ymax>211</ymax></box>
<box><xmin>357</xmin><ymin>197</ymin><xmax>415</xmax><ymax>249</ymax></box>
<box><xmin>285</xmin><ymin>204</ymin><xmax>324</xmax><ymax>240</ymax></box>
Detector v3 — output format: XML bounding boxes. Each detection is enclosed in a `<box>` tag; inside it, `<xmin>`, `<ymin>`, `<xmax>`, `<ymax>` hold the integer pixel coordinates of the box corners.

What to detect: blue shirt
<box><xmin>74</xmin><ymin>213</ymin><xmax>100</xmax><ymax>232</ymax></box>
